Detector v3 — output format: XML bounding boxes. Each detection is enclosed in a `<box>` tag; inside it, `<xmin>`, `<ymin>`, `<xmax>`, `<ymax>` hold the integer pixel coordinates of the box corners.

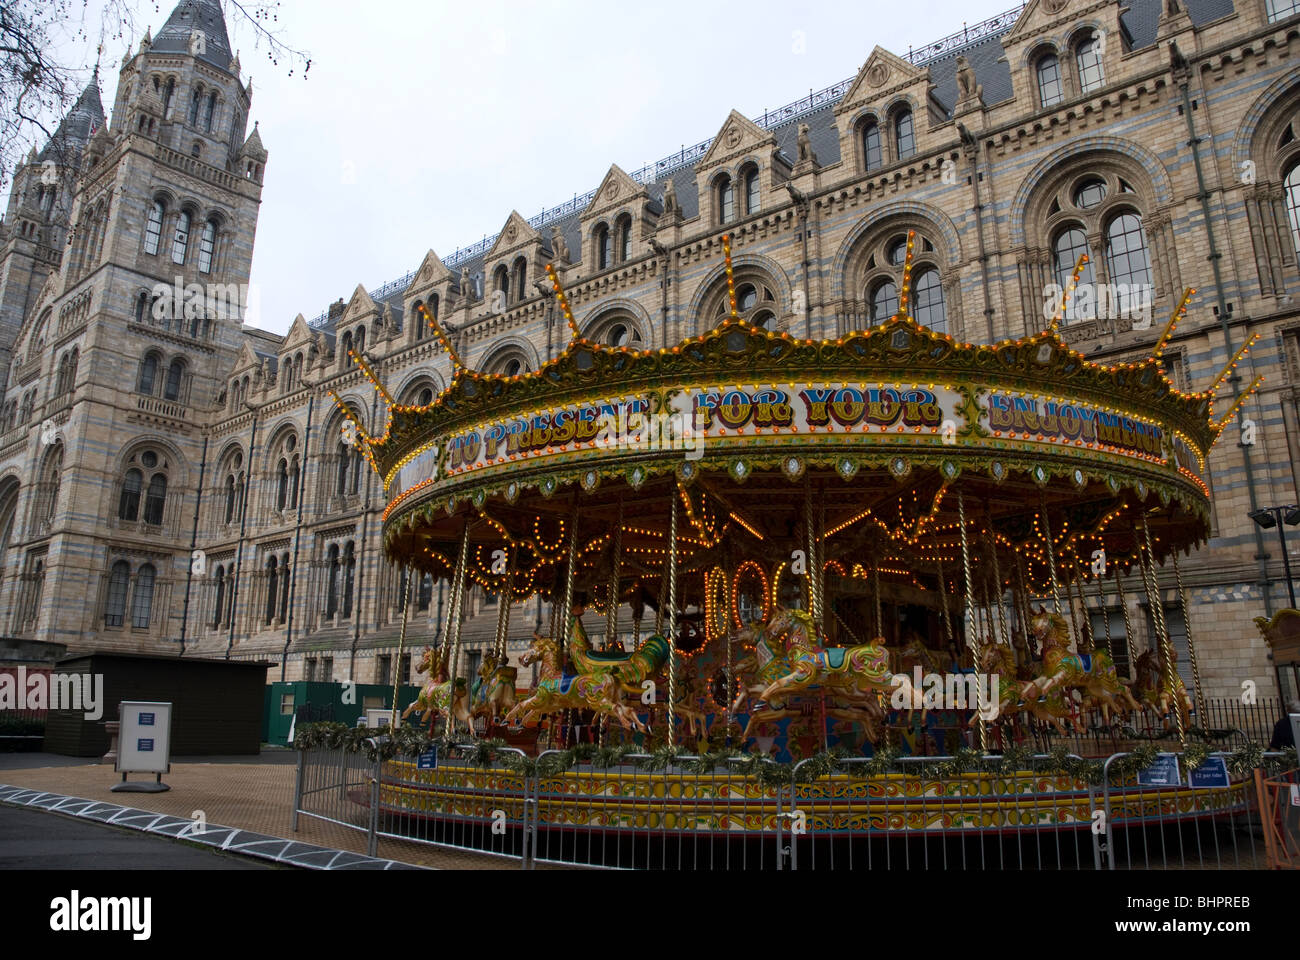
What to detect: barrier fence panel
<box><xmin>292</xmin><ymin>743</ymin><xmax>1292</xmax><ymax>870</ymax></box>
<box><xmin>292</xmin><ymin>741</ymin><xmax>380</xmax><ymax>841</ymax></box>
<box><xmin>1253</xmin><ymin>767</ymin><xmax>1300</xmax><ymax>870</ymax></box>
<box><xmin>527</xmin><ymin>752</ymin><xmax>788</xmax><ymax>871</ymax></box>
<box><xmin>372</xmin><ymin>743</ymin><xmax>532</xmax><ymax>865</ymax></box>
<box><xmin>1099</xmin><ymin>752</ymin><xmax>1285</xmax><ymax>870</ymax></box>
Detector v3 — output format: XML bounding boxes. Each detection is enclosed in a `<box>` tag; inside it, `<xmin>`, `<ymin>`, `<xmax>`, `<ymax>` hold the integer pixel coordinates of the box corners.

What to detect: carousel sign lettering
<box><xmin>686</xmin><ymin>384</ymin><xmax>955</xmax><ymax>435</ymax></box>
<box><xmin>983</xmin><ymin>392</ymin><xmax>1164</xmax><ymax>458</ymax></box>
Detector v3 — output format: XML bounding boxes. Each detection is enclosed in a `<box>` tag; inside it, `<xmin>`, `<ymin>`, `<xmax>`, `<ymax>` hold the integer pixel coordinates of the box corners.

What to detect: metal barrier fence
<box><xmin>292</xmin><ymin>743</ymin><xmax>381</xmax><ymax>856</ymax></box>
<box><xmin>1254</xmin><ymin>767</ymin><xmax>1300</xmax><ymax>869</ymax></box>
<box><xmin>293</xmin><ymin>745</ymin><xmax>1288</xmax><ymax>870</ymax></box>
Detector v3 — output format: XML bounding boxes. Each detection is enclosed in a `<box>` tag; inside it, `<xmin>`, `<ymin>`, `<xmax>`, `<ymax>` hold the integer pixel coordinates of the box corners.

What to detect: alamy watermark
<box><xmin>0</xmin><ymin>668</ymin><xmax>103</xmax><ymax>720</ymax></box>
<box><xmin>1042</xmin><ymin>282</ymin><xmax>1154</xmax><ymax>328</ymax></box>
<box><xmin>149</xmin><ymin>278</ymin><xmax>255</xmax><ymax>323</ymax></box>
<box><xmin>890</xmin><ymin>666</ymin><xmax>1001</xmax><ymax>720</ymax></box>
<box><xmin>594</xmin><ymin>410</ymin><xmax>706</xmax><ymax>462</ymax></box>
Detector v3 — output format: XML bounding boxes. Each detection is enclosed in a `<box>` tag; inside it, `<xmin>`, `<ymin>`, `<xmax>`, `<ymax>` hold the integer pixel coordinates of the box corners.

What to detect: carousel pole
<box><xmin>443</xmin><ymin>521</ymin><xmax>472</xmax><ymax>746</ymax></box>
<box><xmin>1038</xmin><ymin>498</ymin><xmax>1064</xmax><ymax>619</ymax></box>
<box><xmin>1069</xmin><ymin>564</ymin><xmax>1092</xmax><ymax>650</ymax></box>
<box><xmin>1140</xmin><ymin>511</ymin><xmax>1184</xmax><ymax>745</ymax></box>
<box><xmin>872</xmin><ymin>562</ymin><xmax>883</xmax><ymax>639</ymax></box>
<box><xmin>494</xmin><ymin>549</ymin><xmax>514</xmax><ymax>662</ymax></box>
<box><xmin>957</xmin><ymin>490</ymin><xmax>987</xmax><ymax>753</ymax></box>
<box><xmin>560</xmin><ymin>510</ymin><xmax>580</xmax><ymax>748</ymax></box>
<box><xmin>985</xmin><ymin>519</ymin><xmax>1008</xmax><ymax>648</ymax></box>
<box><xmin>607</xmin><ymin>498</ymin><xmax>624</xmax><ymax>647</ymax></box>
<box><xmin>1094</xmin><ymin>573</ymin><xmax>1113</xmax><ymax>656</ymax></box>
<box><xmin>667</xmin><ymin>488</ymin><xmax>679</xmax><ymax>746</ymax></box>
<box><xmin>1015</xmin><ymin>553</ymin><xmax>1032</xmax><ymax>648</ymax></box>
<box><xmin>1171</xmin><ymin>549</ymin><xmax>1208</xmax><ymax>725</ymax></box>
<box><xmin>934</xmin><ymin>533</ymin><xmax>953</xmax><ymax>647</ymax></box>
<box><xmin>1115</xmin><ymin>564</ymin><xmax>1137</xmax><ymax>669</ymax></box>
<box><xmin>390</xmin><ymin>564</ymin><xmax>414</xmax><ymax>730</ymax></box>
<box><xmin>804</xmin><ymin>482</ymin><xmax>819</xmax><ymax>623</ymax></box>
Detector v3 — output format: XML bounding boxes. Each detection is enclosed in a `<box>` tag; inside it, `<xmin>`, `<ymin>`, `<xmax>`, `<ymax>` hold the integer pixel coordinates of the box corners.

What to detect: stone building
<box><xmin>2</xmin><ymin>0</ymin><xmax>1300</xmax><ymax>705</ymax></box>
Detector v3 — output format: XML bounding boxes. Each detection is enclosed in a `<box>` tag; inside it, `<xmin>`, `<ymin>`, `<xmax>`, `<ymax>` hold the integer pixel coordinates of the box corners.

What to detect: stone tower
<box><xmin>0</xmin><ymin>0</ymin><xmax>267</xmax><ymax>649</ymax></box>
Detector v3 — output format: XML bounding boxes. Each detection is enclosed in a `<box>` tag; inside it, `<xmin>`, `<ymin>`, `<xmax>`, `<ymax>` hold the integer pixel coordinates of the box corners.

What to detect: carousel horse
<box><xmin>896</xmin><ymin>632</ymin><xmax>943</xmax><ymax>675</ymax></box>
<box><xmin>1023</xmin><ymin>608</ymin><xmax>1142</xmax><ymax>723</ymax></box>
<box><xmin>471</xmin><ymin>652</ymin><xmax>519</xmax><ymax>729</ymax></box>
<box><xmin>1133</xmin><ymin>648</ymin><xmax>1193</xmax><ymax>733</ymax></box>
<box><xmin>735</xmin><ymin>612</ymin><xmax>893</xmax><ymax>741</ymax></box>
<box><xmin>402</xmin><ymin>646</ymin><xmax>476</xmax><ymax>736</ymax></box>
<box><xmin>564</xmin><ymin>612</ymin><xmax>671</xmax><ymax>690</ymax></box>
<box><xmin>968</xmin><ymin>643</ymin><xmax>1081</xmax><ymax>736</ymax></box>
<box><xmin>755</xmin><ymin>607</ymin><xmax>924</xmax><ymax>722</ymax></box>
<box><xmin>504</xmin><ymin>633</ymin><xmax>646</xmax><ymax>732</ymax></box>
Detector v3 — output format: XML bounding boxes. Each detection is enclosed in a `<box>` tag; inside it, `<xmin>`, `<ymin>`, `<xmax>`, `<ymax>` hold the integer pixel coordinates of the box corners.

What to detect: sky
<box><xmin>33</xmin><ymin>0</ymin><xmax>1020</xmax><ymax>334</ymax></box>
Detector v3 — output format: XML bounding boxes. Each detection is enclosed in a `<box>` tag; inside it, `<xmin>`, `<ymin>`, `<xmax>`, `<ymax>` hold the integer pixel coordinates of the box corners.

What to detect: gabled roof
<box><xmin>151</xmin><ymin>0</ymin><xmax>234</xmax><ymax>72</ymax></box>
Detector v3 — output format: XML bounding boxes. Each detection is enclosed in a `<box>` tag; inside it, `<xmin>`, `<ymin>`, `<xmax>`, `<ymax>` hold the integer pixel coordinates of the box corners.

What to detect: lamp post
<box><xmin>1249</xmin><ymin>505</ymin><xmax>1300</xmax><ymax>610</ymax></box>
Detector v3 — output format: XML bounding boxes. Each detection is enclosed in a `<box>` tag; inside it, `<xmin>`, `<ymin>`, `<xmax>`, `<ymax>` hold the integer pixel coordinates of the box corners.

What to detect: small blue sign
<box><xmin>1137</xmin><ymin>753</ymin><xmax>1181</xmax><ymax>787</ymax></box>
<box><xmin>139</xmin><ymin>713</ymin><xmax>155</xmax><ymax>726</ymax></box>
<box><xmin>1188</xmin><ymin>756</ymin><xmax>1231</xmax><ymax>789</ymax></box>
<box><xmin>137</xmin><ymin>739</ymin><xmax>155</xmax><ymax>752</ymax></box>
<box><xmin>417</xmin><ymin>749</ymin><xmax>438</xmax><ymax>770</ymax></box>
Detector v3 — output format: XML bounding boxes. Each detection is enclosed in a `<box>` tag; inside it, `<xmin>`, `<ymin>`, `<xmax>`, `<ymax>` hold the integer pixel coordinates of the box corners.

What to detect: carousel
<box><xmin>340</xmin><ymin>236</ymin><xmax>1261</xmax><ymax>836</ymax></box>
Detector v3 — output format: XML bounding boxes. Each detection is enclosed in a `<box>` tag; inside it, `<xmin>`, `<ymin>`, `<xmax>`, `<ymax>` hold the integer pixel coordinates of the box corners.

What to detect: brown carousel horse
<box><xmin>1023</xmin><ymin>608</ymin><xmax>1142</xmax><ymax>723</ymax></box>
<box><xmin>969</xmin><ymin>643</ymin><xmax>1081</xmax><ymax>736</ymax></box>
<box><xmin>402</xmin><ymin>646</ymin><xmax>476</xmax><ymax>737</ymax></box>
<box><xmin>503</xmin><ymin>633</ymin><xmax>646</xmax><ymax>732</ymax></box>
<box><xmin>471</xmin><ymin>651</ymin><xmax>519</xmax><ymax>729</ymax></box>
<box><xmin>756</xmin><ymin>607</ymin><xmax>924</xmax><ymax>719</ymax></box>
<box><xmin>1133</xmin><ymin>647</ymin><xmax>1193</xmax><ymax>732</ymax></box>
<box><xmin>738</xmin><ymin>608</ymin><xmax>905</xmax><ymax>741</ymax></box>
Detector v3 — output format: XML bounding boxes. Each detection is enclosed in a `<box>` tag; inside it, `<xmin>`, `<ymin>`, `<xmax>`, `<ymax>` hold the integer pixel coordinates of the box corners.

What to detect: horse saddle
<box><xmin>584</xmin><ymin>650</ymin><xmax>631</xmax><ymax>664</ymax></box>
<box><xmin>1074</xmin><ymin>654</ymin><xmax>1093</xmax><ymax>673</ymax></box>
<box><xmin>820</xmin><ymin>648</ymin><xmax>848</xmax><ymax>670</ymax></box>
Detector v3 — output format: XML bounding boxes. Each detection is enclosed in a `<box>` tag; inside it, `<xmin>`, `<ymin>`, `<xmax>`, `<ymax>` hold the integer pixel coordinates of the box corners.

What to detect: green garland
<box><xmin>292</xmin><ymin>723</ymin><xmax>1297</xmax><ymax>786</ymax></box>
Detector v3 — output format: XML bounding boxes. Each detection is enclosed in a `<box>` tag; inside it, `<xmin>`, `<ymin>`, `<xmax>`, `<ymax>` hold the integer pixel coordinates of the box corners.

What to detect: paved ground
<box><xmin>0</xmin><ymin>752</ymin><xmax>521</xmax><ymax>870</ymax></box>
<box><xmin>0</xmin><ymin>805</ymin><xmax>270</xmax><ymax>870</ymax></box>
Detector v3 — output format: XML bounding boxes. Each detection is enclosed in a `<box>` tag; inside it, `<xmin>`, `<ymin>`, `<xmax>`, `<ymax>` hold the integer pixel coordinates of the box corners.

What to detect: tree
<box><xmin>0</xmin><ymin>0</ymin><xmax>309</xmax><ymax>195</ymax></box>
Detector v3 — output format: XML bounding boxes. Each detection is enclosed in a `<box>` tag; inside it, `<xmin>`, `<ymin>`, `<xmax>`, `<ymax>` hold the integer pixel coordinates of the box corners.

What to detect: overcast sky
<box><xmin>34</xmin><ymin>0</ymin><xmax>1018</xmax><ymax>334</ymax></box>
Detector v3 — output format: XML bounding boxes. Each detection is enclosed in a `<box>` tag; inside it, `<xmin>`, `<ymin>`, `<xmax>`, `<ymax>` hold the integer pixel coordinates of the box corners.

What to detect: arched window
<box><xmin>171</xmin><ymin>210</ymin><xmax>191</xmax><ymax>264</ymax></box>
<box><xmin>144</xmin><ymin>474</ymin><xmax>167</xmax><ymax>526</ymax></box>
<box><xmin>1105</xmin><ymin>212</ymin><xmax>1154</xmax><ymax>311</ymax></box>
<box><xmin>493</xmin><ymin>265</ymin><xmax>510</xmax><ymax>302</ymax></box>
<box><xmin>119</xmin><ymin>469</ymin><xmax>143</xmax><ymax>521</ymax></box>
<box><xmin>131</xmin><ymin>564</ymin><xmax>156</xmax><ymax>629</ymax></box>
<box><xmin>189</xmin><ymin>89</ymin><xmax>202</xmax><ymax>125</ymax></box>
<box><xmin>870</xmin><ymin>280</ymin><xmax>899</xmax><ymax>322</ymax></box>
<box><xmin>326</xmin><ymin>544</ymin><xmax>340</xmax><ymax>618</ymax></box>
<box><xmin>355</xmin><ymin>326</ymin><xmax>365</xmax><ymax>356</ymax></box>
<box><xmin>135</xmin><ymin>291</ymin><xmax>150</xmax><ymax>324</ymax></box>
<box><xmin>212</xmin><ymin>566</ymin><xmax>226</xmax><ymax>629</ymax></box>
<box><xmin>913</xmin><ymin>269</ymin><xmax>947</xmax><ymax>331</ymax></box>
<box><xmin>894</xmin><ymin>110</ymin><xmax>916</xmax><ymax>161</ymax></box>
<box><xmin>138</xmin><ymin>353</ymin><xmax>160</xmax><ymax>395</ymax></box>
<box><xmin>289</xmin><ymin>456</ymin><xmax>300</xmax><ymax>510</ymax></box>
<box><xmin>224</xmin><ymin>474</ymin><xmax>237</xmax><ymax>524</ymax></box>
<box><xmin>862</xmin><ymin>120</ymin><xmax>883</xmax><ymax>172</ymax></box>
<box><xmin>279</xmin><ymin>554</ymin><xmax>291</xmax><ymax>623</ymax></box>
<box><xmin>744</xmin><ymin>168</ymin><xmax>760</xmax><ymax>216</ymax></box>
<box><xmin>265</xmin><ymin>557</ymin><xmax>279</xmax><ymax>625</ymax></box>
<box><xmin>1036</xmin><ymin>53</ymin><xmax>1064</xmax><ymax>108</ymax></box>
<box><xmin>204</xmin><ymin>92</ymin><xmax>217</xmax><ymax>132</ymax></box>
<box><xmin>164</xmin><ymin>359</ymin><xmax>185</xmax><ymax>402</ymax></box>
<box><xmin>341</xmin><ymin>543</ymin><xmax>356</xmax><ymax>619</ymax></box>
<box><xmin>198</xmin><ymin>219</ymin><xmax>217</xmax><ymax>274</ymax></box>
<box><xmin>616</xmin><ymin>215</ymin><xmax>633</xmax><ymax>262</ymax></box>
<box><xmin>1075</xmin><ymin>33</ymin><xmax>1106</xmax><ymax>94</ymax></box>
<box><xmin>512</xmin><ymin>256</ymin><xmax>527</xmax><ymax>302</ymax></box>
<box><xmin>717</xmin><ymin>175</ymin><xmax>735</xmax><ymax>225</ymax></box>
<box><xmin>144</xmin><ymin>201</ymin><xmax>165</xmax><ymax>255</ymax></box>
<box><xmin>336</xmin><ymin>441</ymin><xmax>350</xmax><ymax>497</ymax></box>
<box><xmin>594</xmin><ymin>224</ymin><xmax>611</xmax><ymax>270</ymax></box>
<box><xmin>163</xmin><ymin>78</ymin><xmax>175</xmax><ymax>117</ymax></box>
<box><xmin>1053</xmin><ymin>226</ymin><xmax>1097</xmax><ymax>323</ymax></box>
<box><xmin>105</xmin><ymin>561</ymin><xmax>130</xmax><ymax>627</ymax></box>
<box><xmin>1285</xmin><ymin>161</ymin><xmax>1300</xmax><ymax>256</ymax></box>
<box><xmin>277</xmin><ymin>458</ymin><xmax>289</xmax><ymax>511</ymax></box>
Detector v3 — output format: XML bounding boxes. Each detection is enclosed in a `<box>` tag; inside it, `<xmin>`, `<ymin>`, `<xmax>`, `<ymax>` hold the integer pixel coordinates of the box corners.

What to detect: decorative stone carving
<box><xmin>551</xmin><ymin>226</ymin><xmax>570</xmax><ymax>264</ymax></box>
<box><xmin>866</xmin><ymin>62</ymin><xmax>889</xmax><ymax>89</ymax></box>
<box><xmin>797</xmin><ymin>124</ymin><xmax>818</xmax><ymax>165</ymax></box>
